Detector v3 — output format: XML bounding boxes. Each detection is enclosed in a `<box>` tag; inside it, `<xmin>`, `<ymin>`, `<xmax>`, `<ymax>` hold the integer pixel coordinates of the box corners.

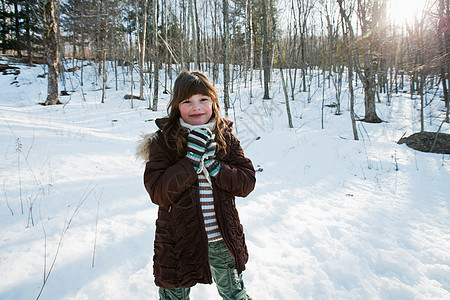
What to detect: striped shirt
<box><xmin>198</xmin><ymin>173</ymin><xmax>222</xmax><ymax>242</ymax></box>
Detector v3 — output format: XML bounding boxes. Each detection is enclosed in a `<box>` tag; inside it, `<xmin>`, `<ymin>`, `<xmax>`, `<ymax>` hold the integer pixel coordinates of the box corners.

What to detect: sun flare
<box><xmin>389</xmin><ymin>0</ymin><xmax>428</xmax><ymax>25</ymax></box>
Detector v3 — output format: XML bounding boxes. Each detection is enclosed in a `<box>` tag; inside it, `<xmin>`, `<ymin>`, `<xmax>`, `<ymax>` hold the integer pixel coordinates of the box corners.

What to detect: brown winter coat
<box><xmin>140</xmin><ymin>118</ymin><xmax>256</xmax><ymax>289</ymax></box>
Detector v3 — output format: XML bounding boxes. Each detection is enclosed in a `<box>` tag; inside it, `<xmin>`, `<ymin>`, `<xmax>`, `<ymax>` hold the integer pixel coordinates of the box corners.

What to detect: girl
<box><xmin>137</xmin><ymin>71</ymin><xmax>255</xmax><ymax>300</ymax></box>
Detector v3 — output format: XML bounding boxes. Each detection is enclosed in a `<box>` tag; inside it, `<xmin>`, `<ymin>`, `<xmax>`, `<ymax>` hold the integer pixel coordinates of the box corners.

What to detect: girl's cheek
<box><xmin>179</xmin><ymin>104</ymin><xmax>190</xmax><ymax>114</ymax></box>
<box><xmin>203</xmin><ymin>103</ymin><xmax>212</xmax><ymax>110</ymax></box>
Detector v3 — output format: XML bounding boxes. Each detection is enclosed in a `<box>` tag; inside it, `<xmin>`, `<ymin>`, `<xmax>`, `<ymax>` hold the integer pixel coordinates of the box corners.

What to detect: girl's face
<box><xmin>179</xmin><ymin>93</ymin><xmax>213</xmax><ymax>125</ymax></box>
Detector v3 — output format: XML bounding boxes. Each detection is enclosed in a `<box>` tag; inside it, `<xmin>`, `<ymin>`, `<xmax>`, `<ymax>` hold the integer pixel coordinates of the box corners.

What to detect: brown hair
<box><xmin>162</xmin><ymin>71</ymin><xmax>227</xmax><ymax>157</ymax></box>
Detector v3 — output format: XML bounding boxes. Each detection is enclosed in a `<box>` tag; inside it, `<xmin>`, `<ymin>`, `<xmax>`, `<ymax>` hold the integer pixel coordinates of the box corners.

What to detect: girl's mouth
<box><xmin>190</xmin><ymin>113</ymin><xmax>204</xmax><ymax>118</ymax></box>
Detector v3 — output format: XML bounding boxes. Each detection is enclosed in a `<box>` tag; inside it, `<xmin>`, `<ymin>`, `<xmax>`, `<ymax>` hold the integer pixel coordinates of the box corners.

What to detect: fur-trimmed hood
<box><xmin>136</xmin><ymin>132</ymin><xmax>159</xmax><ymax>163</ymax></box>
<box><xmin>136</xmin><ymin>118</ymin><xmax>168</xmax><ymax>162</ymax></box>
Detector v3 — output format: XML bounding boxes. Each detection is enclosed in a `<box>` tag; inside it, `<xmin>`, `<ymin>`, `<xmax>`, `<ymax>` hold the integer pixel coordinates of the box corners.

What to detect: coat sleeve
<box><xmin>214</xmin><ymin>134</ymin><xmax>256</xmax><ymax>198</ymax></box>
<box><xmin>143</xmin><ymin>135</ymin><xmax>197</xmax><ymax>208</ymax></box>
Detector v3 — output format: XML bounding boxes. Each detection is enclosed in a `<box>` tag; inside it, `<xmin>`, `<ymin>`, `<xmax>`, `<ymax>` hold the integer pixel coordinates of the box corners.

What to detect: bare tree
<box><xmin>357</xmin><ymin>0</ymin><xmax>383</xmax><ymax>123</ymax></box>
<box><xmin>15</xmin><ymin>0</ymin><xmax>446</xmax><ymax>133</ymax></box>
<box><xmin>262</xmin><ymin>0</ymin><xmax>270</xmax><ymax>99</ymax></box>
<box><xmin>269</xmin><ymin>0</ymin><xmax>293</xmax><ymax>127</ymax></box>
<box><xmin>137</xmin><ymin>0</ymin><xmax>148</xmax><ymax>101</ymax></box>
<box><xmin>223</xmin><ymin>0</ymin><xmax>230</xmax><ymax>115</ymax></box>
<box><xmin>339</xmin><ymin>1</ymin><xmax>358</xmax><ymax>140</ymax></box>
<box><xmin>297</xmin><ymin>0</ymin><xmax>315</xmax><ymax>92</ymax></box>
<box><xmin>99</xmin><ymin>0</ymin><xmax>108</xmax><ymax>104</ymax></box>
<box><xmin>152</xmin><ymin>0</ymin><xmax>159</xmax><ymax>111</ymax></box>
<box><xmin>41</xmin><ymin>0</ymin><xmax>61</xmax><ymax>106</ymax></box>
<box><xmin>188</xmin><ymin>0</ymin><xmax>199</xmax><ymax>69</ymax></box>
<box><xmin>338</xmin><ymin>0</ymin><xmax>382</xmax><ymax>123</ymax></box>
<box><xmin>438</xmin><ymin>0</ymin><xmax>449</xmax><ymax>122</ymax></box>
<box><xmin>246</xmin><ymin>0</ymin><xmax>254</xmax><ymax>102</ymax></box>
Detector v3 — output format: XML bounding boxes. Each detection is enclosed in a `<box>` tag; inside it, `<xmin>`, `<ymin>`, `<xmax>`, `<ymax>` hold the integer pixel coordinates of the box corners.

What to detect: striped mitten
<box><xmin>186</xmin><ymin>128</ymin><xmax>211</xmax><ymax>171</ymax></box>
<box><xmin>205</xmin><ymin>158</ymin><xmax>221</xmax><ymax>178</ymax></box>
<box><xmin>204</xmin><ymin>140</ymin><xmax>221</xmax><ymax>177</ymax></box>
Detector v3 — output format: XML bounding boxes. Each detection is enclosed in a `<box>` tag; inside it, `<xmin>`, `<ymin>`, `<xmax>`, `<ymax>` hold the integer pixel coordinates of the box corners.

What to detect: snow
<box><xmin>0</xmin><ymin>59</ymin><xmax>449</xmax><ymax>299</ymax></box>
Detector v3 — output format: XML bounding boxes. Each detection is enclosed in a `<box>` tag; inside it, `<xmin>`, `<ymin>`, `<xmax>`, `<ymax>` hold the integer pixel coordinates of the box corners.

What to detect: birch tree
<box><xmin>137</xmin><ymin>0</ymin><xmax>148</xmax><ymax>101</ymax></box>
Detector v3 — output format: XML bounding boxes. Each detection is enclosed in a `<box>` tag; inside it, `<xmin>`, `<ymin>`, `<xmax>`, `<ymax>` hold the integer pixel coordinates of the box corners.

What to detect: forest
<box><xmin>1</xmin><ymin>1</ymin><xmax>450</xmax><ymax>299</ymax></box>
<box><xmin>1</xmin><ymin>0</ymin><xmax>449</xmax><ymax>135</ymax></box>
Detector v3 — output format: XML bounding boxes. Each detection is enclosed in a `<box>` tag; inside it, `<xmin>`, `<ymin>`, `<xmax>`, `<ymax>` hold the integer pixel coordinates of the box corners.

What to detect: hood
<box><xmin>155</xmin><ymin>117</ymin><xmax>168</xmax><ymax>130</ymax></box>
<box><xmin>136</xmin><ymin>131</ymin><xmax>159</xmax><ymax>163</ymax></box>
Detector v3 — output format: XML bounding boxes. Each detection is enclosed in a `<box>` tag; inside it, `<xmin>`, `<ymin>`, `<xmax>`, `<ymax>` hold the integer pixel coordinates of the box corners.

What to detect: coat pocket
<box><xmin>155</xmin><ymin>207</ymin><xmax>176</xmax><ymax>243</ymax></box>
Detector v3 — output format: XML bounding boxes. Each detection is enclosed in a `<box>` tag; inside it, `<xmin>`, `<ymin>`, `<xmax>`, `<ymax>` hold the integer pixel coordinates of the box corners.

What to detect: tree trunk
<box><xmin>13</xmin><ymin>2</ymin><xmax>21</xmax><ymax>57</ymax></box>
<box><xmin>43</xmin><ymin>0</ymin><xmax>60</xmax><ymax>106</ymax></box>
<box><xmin>287</xmin><ymin>0</ymin><xmax>298</xmax><ymax>102</ymax></box>
<box><xmin>362</xmin><ymin>0</ymin><xmax>382</xmax><ymax>123</ymax></box>
<box><xmin>420</xmin><ymin>73</ymin><xmax>425</xmax><ymax>131</ymax></box>
<box><xmin>244</xmin><ymin>0</ymin><xmax>249</xmax><ymax>88</ymax></box>
<box><xmin>1</xmin><ymin>0</ymin><xmax>6</xmax><ymax>54</ymax></box>
<box><xmin>152</xmin><ymin>0</ymin><xmax>159</xmax><ymax>111</ymax></box>
<box><xmin>262</xmin><ymin>0</ymin><xmax>270</xmax><ymax>99</ymax></box>
<box><xmin>163</xmin><ymin>0</ymin><xmax>169</xmax><ymax>93</ymax></box>
<box><xmin>349</xmin><ymin>64</ymin><xmax>358</xmax><ymax>140</ymax></box>
<box><xmin>81</xmin><ymin>22</ymin><xmax>85</xmax><ymax>87</ymax></box>
<box><xmin>339</xmin><ymin>0</ymin><xmax>381</xmax><ymax>123</ymax></box>
<box><xmin>136</xmin><ymin>0</ymin><xmax>148</xmax><ymax>100</ymax></box>
<box><xmin>24</xmin><ymin>1</ymin><xmax>32</xmax><ymax>63</ymax></box>
<box><xmin>188</xmin><ymin>0</ymin><xmax>198</xmax><ymax>69</ymax></box>
<box><xmin>297</xmin><ymin>0</ymin><xmax>310</xmax><ymax>92</ymax></box>
<box><xmin>269</xmin><ymin>0</ymin><xmax>293</xmax><ymax>128</ymax></box>
<box><xmin>101</xmin><ymin>1</ymin><xmax>107</xmax><ymax>103</ymax></box>
<box><xmin>248</xmin><ymin>0</ymin><xmax>254</xmax><ymax>103</ymax></box>
<box><xmin>194</xmin><ymin>0</ymin><xmax>202</xmax><ymax>70</ymax></box>
<box><xmin>439</xmin><ymin>0</ymin><xmax>449</xmax><ymax>122</ymax></box>
<box><xmin>223</xmin><ymin>0</ymin><xmax>230</xmax><ymax>115</ymax></box>
<box><xmin>101</xmin><ymin>46</ymin><xmax>107</xmax><ymax>103</ymax></box>
<box><xmin>192</xmin><ymin>0</ymin><xmax>201</xmax><ymax>70</ymax></box>
<box><xmin>363</xmin><ymin>70</ymin><xmax>381</xmax><ymax>123</ymax></box>
<box><xmin>212</xmin><ymin>0</ymin><xmax>218</xmax><ymax>83</ymax></box>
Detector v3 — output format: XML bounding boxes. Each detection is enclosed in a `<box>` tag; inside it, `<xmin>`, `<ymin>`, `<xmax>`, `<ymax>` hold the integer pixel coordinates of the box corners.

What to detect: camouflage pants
<box><xmin>159</xmin><ymin>239</ymin><xmax>251</xmax><ymax>300</ymax></box>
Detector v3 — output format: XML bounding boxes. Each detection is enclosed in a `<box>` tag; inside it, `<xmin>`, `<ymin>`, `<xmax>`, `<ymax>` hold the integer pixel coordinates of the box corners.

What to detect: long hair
<box><xmin>163</xmin><ymin>71</ymin><xmax>227</xmax><ymax>157</ymax></box>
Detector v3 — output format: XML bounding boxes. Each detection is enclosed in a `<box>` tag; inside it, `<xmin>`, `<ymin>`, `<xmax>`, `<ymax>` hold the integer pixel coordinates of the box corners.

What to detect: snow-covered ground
<box><xmin>0</xmin><ymin>58</ymin><xmax>449</xmax><ymax>299</ymax></box>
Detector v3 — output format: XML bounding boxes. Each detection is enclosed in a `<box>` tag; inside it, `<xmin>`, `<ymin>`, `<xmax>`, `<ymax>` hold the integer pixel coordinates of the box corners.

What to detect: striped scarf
<box><xmin>180</xmin><ymin>118</ymin><xmax>222</xmax><ymax>242</ymax></box>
